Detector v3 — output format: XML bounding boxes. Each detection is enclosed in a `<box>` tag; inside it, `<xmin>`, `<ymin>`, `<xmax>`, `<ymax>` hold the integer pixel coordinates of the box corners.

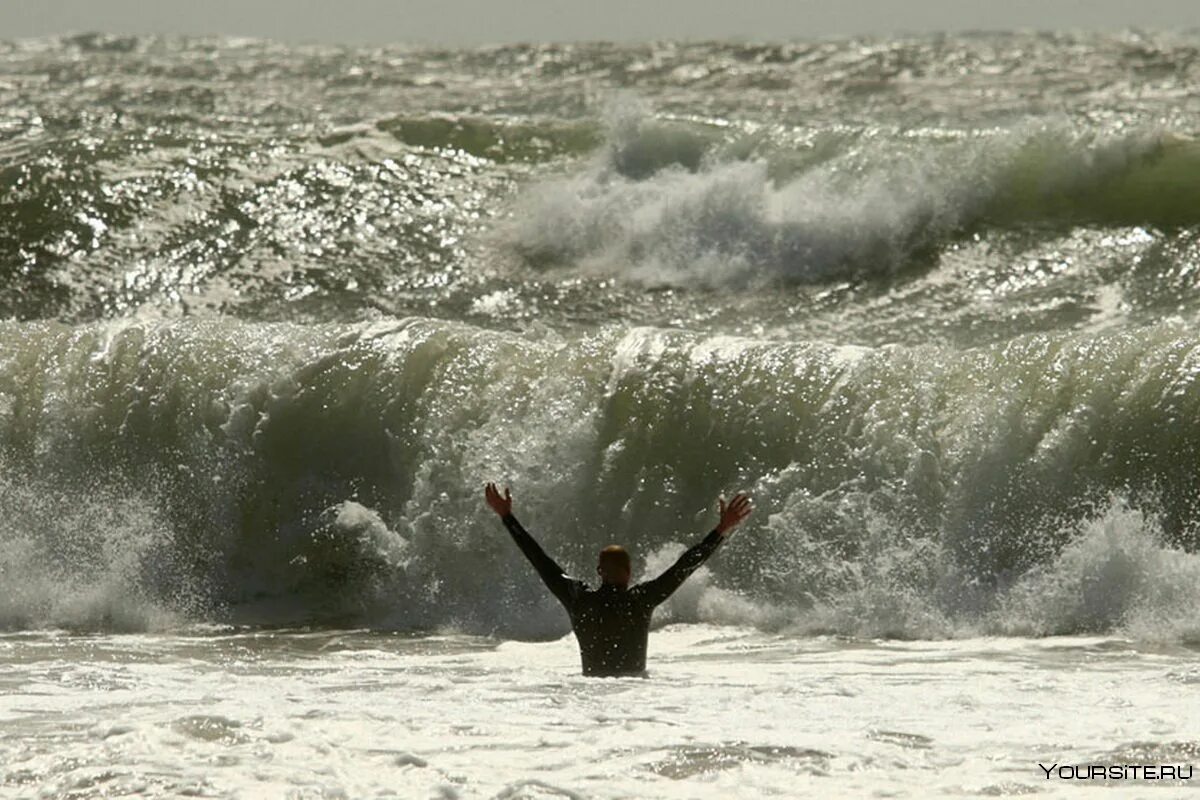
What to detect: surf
<box><xmin>2</xmin><ymin>316</ymin><xmax>1198</xmax><ymax>639</ymax></box>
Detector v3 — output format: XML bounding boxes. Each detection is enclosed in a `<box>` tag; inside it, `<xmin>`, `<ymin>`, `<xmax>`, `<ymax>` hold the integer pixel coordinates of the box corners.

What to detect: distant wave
<box><xmin>0</xmin><ymin>124</ymin><xmax>499</xmax><ymax>322</ymax></box>
<box><xmin>504</xmin><ymin>110</ymin><xmax>1200</xmax><ymax>286</ymax></box>
<box><xmin>3</xmin><ymin>100</ymin><xmax>1197</xmax><ymax>321</ymax></box>
<box><xmin>1</xmin><ymin>316</ymin><xmax>1198</xmax><ymax>640</ymax></box>
<box><xmin>373</xmin><ymin>115</ymin><xmax>603</xmax><ymax>162</ymax></box>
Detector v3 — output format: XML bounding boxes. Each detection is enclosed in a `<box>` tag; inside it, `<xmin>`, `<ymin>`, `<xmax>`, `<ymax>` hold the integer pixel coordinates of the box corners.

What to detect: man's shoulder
<box><xmin>561</xmin><ymin>576</ymin><xmax>593</xmax><ymax>598</ymax></box>
<box><xmin>625</xmin><ymin>582</ymin><xmax>661</xmax><ymax>605</ymax></box>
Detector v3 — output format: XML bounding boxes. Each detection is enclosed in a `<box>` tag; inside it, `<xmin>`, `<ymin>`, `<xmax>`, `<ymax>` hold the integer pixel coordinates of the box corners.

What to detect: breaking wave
<box><xmin>1</xmin><ymin>316</ymin><xmax>1198</xmax><ymax>640</ymax></box>
<box><xmin>505</xmin><ymin>111</ymin><xmax>1200</xmax><ymax>286</ymax></box>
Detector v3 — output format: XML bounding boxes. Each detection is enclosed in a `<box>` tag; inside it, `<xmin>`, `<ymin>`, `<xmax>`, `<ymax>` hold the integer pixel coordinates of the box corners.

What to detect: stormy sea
<box><xmin>2</xmin><ymin>30</ymin><xmax>1199</xmax><ymax>798</ymax></box>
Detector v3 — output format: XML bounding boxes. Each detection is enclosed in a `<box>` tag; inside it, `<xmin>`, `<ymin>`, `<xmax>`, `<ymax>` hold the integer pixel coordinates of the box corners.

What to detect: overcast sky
<box><xmin>2</xmin><ymin>0</ymin><xmax>1197</xmax><ymax>45</ymax></box>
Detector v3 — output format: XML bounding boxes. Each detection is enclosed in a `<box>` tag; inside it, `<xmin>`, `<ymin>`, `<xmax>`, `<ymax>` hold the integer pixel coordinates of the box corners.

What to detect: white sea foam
<box><xmin>2</xmin><ymin>628</ymin><xmax>1195</xmax><ymax>798</ymax></box>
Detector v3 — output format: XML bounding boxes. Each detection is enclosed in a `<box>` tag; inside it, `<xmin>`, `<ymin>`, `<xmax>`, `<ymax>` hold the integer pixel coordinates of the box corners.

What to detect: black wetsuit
<box><xmin>501</xmin><ymin>512</ymin><xmax>725</xmax><ymax>677</ymax></box>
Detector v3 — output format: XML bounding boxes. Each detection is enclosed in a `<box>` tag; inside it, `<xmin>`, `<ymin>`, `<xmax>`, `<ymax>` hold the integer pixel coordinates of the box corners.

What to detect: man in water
<box><xmin>484</xmin><ymin>482</ymin><xmax>753</xmax><ymax>676</ymax></box>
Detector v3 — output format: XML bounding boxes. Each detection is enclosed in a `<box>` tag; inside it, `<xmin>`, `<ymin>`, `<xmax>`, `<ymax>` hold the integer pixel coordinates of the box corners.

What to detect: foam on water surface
<box><xmin>1</xmin><ymin>628</ymin><xmax>1196</xmax><ymax>798</ymax></box>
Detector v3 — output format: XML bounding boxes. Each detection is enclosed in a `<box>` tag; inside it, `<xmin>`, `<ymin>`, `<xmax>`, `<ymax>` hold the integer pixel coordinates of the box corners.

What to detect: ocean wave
<box><xmin>374</xmin><ymin>115</ymin><xmax>602</xmax><ymax>162</ymax></box>
<box><xmin>0</xmin><ymin>124</ymin><xmax>501</xmax><ymax>321</ymax></box>
<box><xmin>5</xmin><ymin>100</ymin><xmax>1196</xmax><ymax>325</ymax></box>
<box><xmin>1</xmin><ymin>316</ymin><xmax>1198</xmax><ymax>639</ymax></box>
<box><xmin>504</xmin><ymin>115</ymin><xmax>1200</xmax><ymax>286</ymax></box>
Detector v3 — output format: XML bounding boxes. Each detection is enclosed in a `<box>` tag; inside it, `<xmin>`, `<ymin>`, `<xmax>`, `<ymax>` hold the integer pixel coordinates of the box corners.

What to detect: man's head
<box><xmin>597</xmin><ymin>545</ymin><xmax>632</xmax><ymax>588</ymax></box>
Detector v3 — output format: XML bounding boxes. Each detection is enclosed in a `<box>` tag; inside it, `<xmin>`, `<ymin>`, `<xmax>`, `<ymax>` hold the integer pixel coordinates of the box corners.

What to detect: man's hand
<box><xmin>484</xmin><ymin>482</ymin><xmax>513</xmax><ymax>517</ymax></box>
<box><xmin>715</xmin><ymin>492</ymin><xmax>752</xmax><ymax>536</ymax></box>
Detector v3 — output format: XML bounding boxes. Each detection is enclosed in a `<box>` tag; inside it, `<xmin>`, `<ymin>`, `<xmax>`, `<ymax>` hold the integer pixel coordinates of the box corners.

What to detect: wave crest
<box><xmin>505</xmin><ymin>116</ymin><xmax>1200</xmax><ymax>287</ymax></box>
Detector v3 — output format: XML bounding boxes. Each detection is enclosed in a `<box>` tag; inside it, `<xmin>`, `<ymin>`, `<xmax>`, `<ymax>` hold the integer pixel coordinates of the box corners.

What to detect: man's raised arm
<box><xmin>636</xmin><ymin>492</ymin><xmax>753</xmax><ymax>608</ymax></box>
<box><xmin>485</xmin><ymin>482</ymin><xmax>578</xmax><ymax>607</ymax></box>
